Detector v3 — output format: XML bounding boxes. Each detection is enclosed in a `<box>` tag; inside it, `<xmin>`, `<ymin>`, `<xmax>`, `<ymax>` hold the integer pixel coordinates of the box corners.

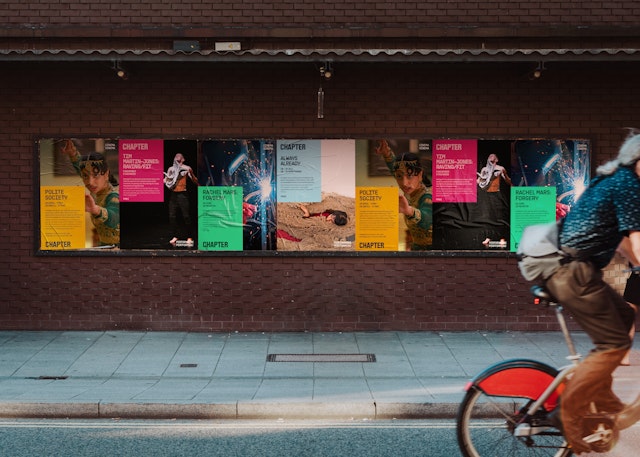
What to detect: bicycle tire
<box><xmin>456</xmin><ymin>362</ymin><xmax>572</xmax><ymax>457</ymax></box>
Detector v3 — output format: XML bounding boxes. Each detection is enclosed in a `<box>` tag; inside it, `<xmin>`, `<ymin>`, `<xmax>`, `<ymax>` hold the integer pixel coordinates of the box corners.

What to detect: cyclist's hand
<box><xmin>556</xmin><ymin>202</ymin><xmax>570</xmax><ymax>220</ymax></box>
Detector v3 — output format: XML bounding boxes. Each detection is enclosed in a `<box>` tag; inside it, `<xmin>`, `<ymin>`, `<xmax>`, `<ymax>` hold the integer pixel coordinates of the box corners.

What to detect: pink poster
<box><xmin>432</xmin><ymin>139</ymin><xmax>478</xmax><ymax>203</ymax></box>
<box><xmin>119</xmin><ymin>139</ymin><xmax>164</xmax><ymax>202</ymax></box>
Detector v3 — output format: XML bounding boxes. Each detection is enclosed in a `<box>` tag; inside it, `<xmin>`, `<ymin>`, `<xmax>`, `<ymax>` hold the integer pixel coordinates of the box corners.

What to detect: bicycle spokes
<box><xmin>457</xmin><ymin>385</ymin><xmax>572</xmax><ymax>457</ymax></box>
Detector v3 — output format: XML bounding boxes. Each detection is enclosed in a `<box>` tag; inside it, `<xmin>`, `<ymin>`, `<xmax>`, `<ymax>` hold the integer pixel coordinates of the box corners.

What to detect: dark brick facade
<box><xmin>2</xmin><ymin>2</ymin><xmax>640</xmax><ymax>332</ymax></box>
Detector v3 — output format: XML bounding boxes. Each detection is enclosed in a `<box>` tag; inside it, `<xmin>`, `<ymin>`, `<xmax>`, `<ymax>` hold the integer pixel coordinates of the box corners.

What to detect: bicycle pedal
<box><xmin>582</xmin><ymin>414</ymin><xmax>618</xmax><ymax>453</ymax></box>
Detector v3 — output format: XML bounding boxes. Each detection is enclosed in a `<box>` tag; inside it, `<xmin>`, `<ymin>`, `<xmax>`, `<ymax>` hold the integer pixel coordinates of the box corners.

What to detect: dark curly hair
<box><xmin>80</xmin><ymin>152</ymin><xmax>118</xmax><ymax>186</ymax></box>
<box><xmin>328</xmin><ymin>210</ymin><xmax>348</xmax><ymax>226</ymax></box>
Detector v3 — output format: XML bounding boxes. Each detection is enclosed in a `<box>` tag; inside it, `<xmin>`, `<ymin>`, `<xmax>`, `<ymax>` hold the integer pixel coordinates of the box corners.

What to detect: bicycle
<box><xmin>456</xmin><ymin>284</ymin><xmax>640</xmax><ymax>457</ymax></box>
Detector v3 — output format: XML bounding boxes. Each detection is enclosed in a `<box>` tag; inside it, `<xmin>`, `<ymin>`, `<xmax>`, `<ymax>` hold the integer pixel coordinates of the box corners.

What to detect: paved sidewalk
<box><xmin>0</xmin><ymin>330</ymin><xmax>638</xmax><ymax>420</ymax></box>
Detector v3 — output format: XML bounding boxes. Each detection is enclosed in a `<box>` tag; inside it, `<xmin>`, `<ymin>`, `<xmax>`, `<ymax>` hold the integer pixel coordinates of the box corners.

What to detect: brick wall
<box><xmin>1</xmin><ymin>59</ymin><xmax>639</xmax><ymax>331</ymax></box>
<box><xmin>3</xmin><ymin>1</ymin><xmax>640</xmax><ymax>30</ymax></box>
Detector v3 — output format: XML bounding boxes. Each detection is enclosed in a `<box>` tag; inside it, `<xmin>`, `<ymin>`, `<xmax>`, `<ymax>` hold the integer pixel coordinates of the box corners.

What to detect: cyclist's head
<box><xmin>597</xmin><ymin>130</ymin><xmax>640</xmax><ymax>176</ymax></box>
<box><xmin>617</xmin><ymin>132</ymin><xmax>640</xmax><ymax>166</ymax></box>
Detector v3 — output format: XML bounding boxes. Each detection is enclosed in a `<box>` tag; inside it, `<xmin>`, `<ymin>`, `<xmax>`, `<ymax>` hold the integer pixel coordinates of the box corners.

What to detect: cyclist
<box><xmin>544</xmin><ymin>131</ymin><xmax>640</xmax><ymax>454</ymax></box>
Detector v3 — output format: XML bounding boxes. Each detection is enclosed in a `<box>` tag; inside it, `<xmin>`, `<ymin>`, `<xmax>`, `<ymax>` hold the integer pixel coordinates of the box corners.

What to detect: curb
<box><xmin>0</xmin><ymin>401</ymin><xmax>461</xmax><ymax>420</ymax></box>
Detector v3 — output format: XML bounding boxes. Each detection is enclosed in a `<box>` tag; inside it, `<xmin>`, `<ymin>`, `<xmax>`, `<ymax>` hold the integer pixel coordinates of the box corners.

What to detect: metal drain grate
<box><xmin>32</xmin><ymin>376</ymin><xmax>69</xmax><ymax>380</ymax></box>
<box><xmin>267</xmin><ymin>353</ymin><xmax>376</xmax><ymax>363</ymax></box>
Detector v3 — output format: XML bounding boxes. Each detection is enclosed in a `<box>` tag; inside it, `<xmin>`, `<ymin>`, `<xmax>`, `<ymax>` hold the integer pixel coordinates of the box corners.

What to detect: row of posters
<box><xmin>38</xmin><ymin>137</ymin><xmax>590</xmax><ymax>253</ymax></box>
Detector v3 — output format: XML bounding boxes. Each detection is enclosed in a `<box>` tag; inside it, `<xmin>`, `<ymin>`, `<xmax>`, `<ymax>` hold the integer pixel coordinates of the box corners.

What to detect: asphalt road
<box><xmin>1</xmin><ymin>418</ymin><xmax>639</xmax><ymax>456</ymax></box>
<box><xmin>0</xmin><ymin>418</ymin><xmax>458</xmax><ymax>457</ymax></box>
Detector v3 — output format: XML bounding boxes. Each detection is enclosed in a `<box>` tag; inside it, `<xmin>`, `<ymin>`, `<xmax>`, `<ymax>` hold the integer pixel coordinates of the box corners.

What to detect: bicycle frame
<box><xmin>457</xmin><ymin>285</ymin><xmax>640</xmax><ymax>456</ymax></box>
<box><xmin>532</xmin><ymin>288</ymin><xmax>640</xmax><ymax>434</ymax></box>
<box><xmin>513</xmin><ymin>364</ymin><xmax>573</xmax><ymax>438</ymax></box>
<box><xmin>468</xmin><ymin>298</ymin><xmax>579</xmax><ymax>421</ymax></box>
<box><xmin>514</xmin><ymin>302</ymin><xmax>580</xmax><ymax>437</ymax></box>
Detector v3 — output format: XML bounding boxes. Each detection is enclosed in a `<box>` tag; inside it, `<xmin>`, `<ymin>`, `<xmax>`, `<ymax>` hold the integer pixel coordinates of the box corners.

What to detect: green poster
<box><xmin>510</xmin><ymin>186</ymin><xmax>557</xmax><ymax>252</ymax></box>
<box><xmin>198</xmin><ymin>186</ymin><xmax>243</xmax><ymax>251</ymax></box>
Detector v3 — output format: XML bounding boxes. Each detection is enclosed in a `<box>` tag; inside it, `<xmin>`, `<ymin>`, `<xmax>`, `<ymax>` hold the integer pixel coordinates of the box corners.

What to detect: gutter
<box><xmin>0</xmin><ymin>48</ymin><xmax>639</xmax><ymax>63</ymax></box>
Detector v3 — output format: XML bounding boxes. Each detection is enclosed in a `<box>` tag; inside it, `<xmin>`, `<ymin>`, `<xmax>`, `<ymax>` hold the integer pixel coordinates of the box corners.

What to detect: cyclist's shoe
<box><xmin>567</xmin><ymin>435</ymin><xmax>592</xmax><ymax>455</ymax></box>
<box><xmin>563</xmin><ymin>409</ymin><xmax>620</xmax><ymax>454</ymax></box>
<box><xmin>561</xmin><ymin>400</ymin><xmax>593</xmax><ymax>453</ymax></box>
<box><xmin>560</xmin><ymin>347</ymin><xmax>627</xmax><ymax>454</ymax></box>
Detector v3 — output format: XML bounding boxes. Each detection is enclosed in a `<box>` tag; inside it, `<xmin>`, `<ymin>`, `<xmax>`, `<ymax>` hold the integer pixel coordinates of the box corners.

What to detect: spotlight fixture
<box><xmin>530</xmin><ymin>61</ymin><xmax>546</xmax><ymax>80</ymax></box>
<box><xmin>316</xmin><ymin>62</ymin><xmax>332</xmax><ymax>119</ymax></box>
<box><xmin>320</xmin><ymin>62</ymin><xmax>333</xmax><ymax>80</ymax></box>
<box><xmin>112</xmin><ymin>60</ymin><xmax>129</xmax><ymax>80</ymax></box>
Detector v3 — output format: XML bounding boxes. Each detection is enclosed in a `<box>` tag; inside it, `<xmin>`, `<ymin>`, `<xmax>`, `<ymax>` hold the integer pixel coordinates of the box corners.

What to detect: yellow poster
<box><xmin>355</xmin><ymin>187</ymin><xmax>399</xmax><ymax>251</ymax></box>
<box><xmin>40</xmin><ymin>186</ymin><xmax>86</xmax><ymax>250</ymax></box>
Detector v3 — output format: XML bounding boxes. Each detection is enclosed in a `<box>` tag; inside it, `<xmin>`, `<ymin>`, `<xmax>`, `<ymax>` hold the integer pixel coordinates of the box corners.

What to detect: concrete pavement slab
<box><xmin>0</xmin><ymin>330</ymin><xmax>637</xmax><ymax>420</ymax></box>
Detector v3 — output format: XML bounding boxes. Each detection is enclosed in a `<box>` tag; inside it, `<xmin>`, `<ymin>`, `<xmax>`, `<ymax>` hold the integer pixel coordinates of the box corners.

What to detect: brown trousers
<box><xmin>546</xmin><ymin>261</ymin><xmax>635</xmax><ymax>453</ymax></box>
<box><xmin>546</xmin><ymin>261</ymin><xmax>635</xmax><ymax>352</ymax></box>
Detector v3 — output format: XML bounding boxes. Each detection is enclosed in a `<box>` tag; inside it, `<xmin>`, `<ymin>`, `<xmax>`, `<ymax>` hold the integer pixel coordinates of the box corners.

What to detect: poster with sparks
<box><xmin>198</xmin><ymin>186</ymin><xmax>243</xmax><ymax>251</ymax></box>
<box><xmin>510</xmin><ymin>139</ymin><xmax>590</xmax><ymax>210</ymax></box>
<box><xmin>510</xmin><ymin>186</ymin><xmax>557</xmax><ymax>252</ymax></box>
<box><xmin>200</xmin><ymin>140</ymin><xmax>277</xmax><ymax>250</ymax></box>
